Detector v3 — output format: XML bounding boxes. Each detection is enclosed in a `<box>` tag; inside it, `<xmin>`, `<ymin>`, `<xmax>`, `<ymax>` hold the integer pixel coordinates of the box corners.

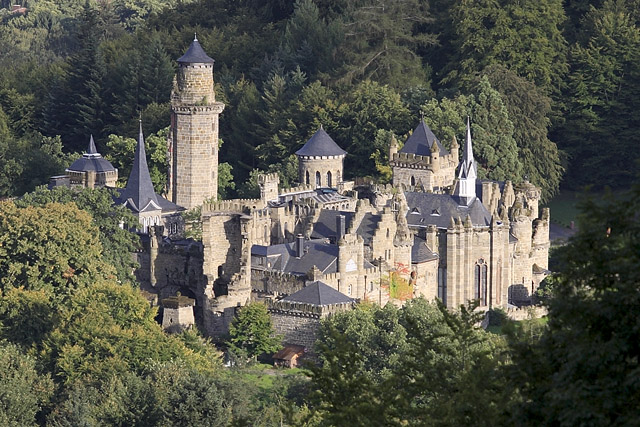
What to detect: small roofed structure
<box><xmin>273</xmin><ymin>344</ymin><xmax>306</xmax><ymax>368</ymax></box>
<box><xmin>55</xmin><ymin>135</ymin><xmax>118</xmax><ymax>189</ymax></box>
<box><xmin>162</xmin><ymin>294</ymin><xmax>195</xmax><ymax>333</ymax></box>
<box><xmin>268</xmin><ymin>281</ymin><xmax>357</xmax><ymax>354</ymax></box>
<box><xmin>296</xmin><ymin>126</ymin><xmax>347</xmax><ymax>189</ymax></box>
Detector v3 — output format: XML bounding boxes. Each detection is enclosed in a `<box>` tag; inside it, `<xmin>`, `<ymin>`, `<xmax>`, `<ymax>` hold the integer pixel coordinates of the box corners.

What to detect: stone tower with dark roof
<box><xmin>295</xmin><ymin>126</ymin><xmax>346</xmax><ymax>189</ymax></box>
<box><xmin>169</xmin><ymin>36</ymin><xmax>225</xmax><ymax>209</ymax></box>
<box><xmin>65</xmin><ymin>135</ymin><xmax>118</xmax><ymax>188</ymax></box>
<box><xmin>390</xmin><ymin>118</ymin><xmax>458</xmax><ymax>191</ymax></box>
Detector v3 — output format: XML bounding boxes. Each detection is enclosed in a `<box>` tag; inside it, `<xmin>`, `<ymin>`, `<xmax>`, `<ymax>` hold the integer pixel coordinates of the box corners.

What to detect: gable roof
<box><xmin>177</xmin><ymin>36</ymin><xmax>214</xmax><ymax>64</ymax></box>
<box><xmin>400</xmin><ymin>119</ymin><xmax>449</xmax><ymax>157</ymax></box>
<box><xmin>67</xmin><ymin>135</ymin><xmax>116</xmax><ymax>173</ymax></box>
<box><xmin>412</xmin><ymin>235</ymin><xmax>439</xmax><ymax>264</ymax></box>
<box><xmin>295</xmin><ymin>126</ymin><xmax>347</xmax><ymax>157</ymax></box>
<box><xmin>282</xmin><ymin>281</ymin><xmax>355</xmax><ymax>306</ymax></box>
<box><xmin>404</xmin><ymin>192</ymin><xmax>491</xmax><ymax>229</ymax></box>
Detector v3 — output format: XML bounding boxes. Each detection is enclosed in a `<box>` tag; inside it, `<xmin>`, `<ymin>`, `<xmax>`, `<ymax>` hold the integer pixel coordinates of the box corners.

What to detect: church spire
<box><xmin>87</xmin><ymin>135</ymin><xmax>98</xmax><ymax>155</ymax></box>
<box><xmin>454</xmin><ymin>117</ymin><xmax>477</xmax><ymax>205</ymax></box>
<box><xmin>120</xmin><ymin>121</ymin><xmax>159</xmax><ymax>212</ymax></box>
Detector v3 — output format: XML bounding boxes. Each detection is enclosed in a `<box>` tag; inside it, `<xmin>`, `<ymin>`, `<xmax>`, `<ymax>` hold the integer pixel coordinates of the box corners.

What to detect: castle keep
<box><xmin>54</xmin><ymin>39</ymin><xmax>550</xmax><ymax>345</ymax></box>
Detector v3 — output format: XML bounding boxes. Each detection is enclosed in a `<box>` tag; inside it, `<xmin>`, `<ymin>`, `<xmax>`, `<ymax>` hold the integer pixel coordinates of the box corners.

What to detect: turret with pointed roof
<box><xmin>390</xmin><ymin>117</ymin><xmax>458</xmax><ymax>191</ymax></box>
<box><xmin>65</xmin><ymin>135</ymin><xmax>118</xmax><ymax>188</ymax></box>
<box><xmin>169</xmin><ymin>36</ymin><xmax>225</xmax><ymax>209</ymax></box>
<box><xmin>296</xmin><ymin>126</ymin><xmax>346</xmax><ymax>188</ymax></box>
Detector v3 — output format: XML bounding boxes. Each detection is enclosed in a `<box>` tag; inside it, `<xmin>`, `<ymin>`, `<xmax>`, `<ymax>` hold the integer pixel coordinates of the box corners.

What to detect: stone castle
<box><xmin>53</xmin><ymin>38</ymin><xmax>550</xmax><ymax>347</ymax></box>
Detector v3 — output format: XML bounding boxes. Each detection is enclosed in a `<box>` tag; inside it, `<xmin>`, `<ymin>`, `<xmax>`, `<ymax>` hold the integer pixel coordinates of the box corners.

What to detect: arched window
<box><xmin>264</xmin><ymin>225</ymin><xmax>269</xmax><ymax>243</ymax></box>
<box><xmin>327</xmin><ymin>171</ymin><xmax>332</xmax><ymax>187</ymax></box>
<box><xmin>315</xmin><ymin>171</ymin><xmax>321</xmax><ymax>187</ymax></box>
<box><xmin>410</xmin><ymin>176</ymin><xmax>416</xmax><ymax>187</ymax></box>
<box><xmin>475</xmin><ymin>260</ymin><xmax>488</xmax><ymax>306</ymax></box>
<box><xmin>305</xmin><ymin>170</ymin><xmax>310</xmax><ymax>185</ymax></box>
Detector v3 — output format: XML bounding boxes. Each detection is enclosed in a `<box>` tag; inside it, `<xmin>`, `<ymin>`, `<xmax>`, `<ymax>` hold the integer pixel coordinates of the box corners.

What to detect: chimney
<box><xmin>295</xmin><ymin>234</ymin><xmax>304</xmax><ymax>258</ymax></box>
<box><xmin>336</xmin><ymin>214</ymin><xmax>346</xmax><ymax>241</ymax></box>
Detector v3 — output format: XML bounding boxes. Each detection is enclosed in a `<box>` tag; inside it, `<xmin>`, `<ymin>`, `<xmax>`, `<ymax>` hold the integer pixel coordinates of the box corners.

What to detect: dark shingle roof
<box><xmin>282</xmin><ymin>281</ymin><xmax>355</xmax><ymax>306</ymax></box>
<box><xmin>295</xmin><ymin>127</ymin><xmax>347</xmax><ymax>157</ymax></box>
<box><xmin>405</xmin><ymin>192</ymin><xmax>491</xmax><ymax>229</ymax></box>
<box><xmin>252</xmin><ymin>239</ymin><xmax>339</xmax><ymax>275</ymax></box>
<box><xmin>400</xmin><ymin>119</ymin><xmax>449</xmax><ymax>156</ymax></box>
<box><xmin>177</xmin><ymin>36</ymin><xmax>214</xmax><ymax>64</ymax></box>
<box><xmin>67</xmin><ymin>135</ymin><xmax>116</xmax><ymax>173</ymax></box>
<box><xmin>116</xmin><ymin>124</ymin><xmax>160</xmax><ymax>213</ymax></box>
<box><xmin>311</xmin><ymin>210</ymin><xmax>354</xmax><ymax>239</ymax></box>
<box><xmin>412</xmin><ymin>235</ymin><xmax>439</xmax><ymax>263</ymax></box>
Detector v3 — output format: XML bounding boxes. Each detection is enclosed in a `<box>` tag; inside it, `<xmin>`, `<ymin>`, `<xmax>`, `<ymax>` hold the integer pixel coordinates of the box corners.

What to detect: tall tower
<box><xmin>169</xmin><ymin>36</ymin><xmax>225</xmax><ymax>209</ymax></box>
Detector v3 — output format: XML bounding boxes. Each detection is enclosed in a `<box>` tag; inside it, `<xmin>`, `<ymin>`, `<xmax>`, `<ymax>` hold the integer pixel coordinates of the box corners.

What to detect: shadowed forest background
<box><xmin>1</xmin><ymin>1</ymin><xmax>640</xmax><ymax>426</ymax></box>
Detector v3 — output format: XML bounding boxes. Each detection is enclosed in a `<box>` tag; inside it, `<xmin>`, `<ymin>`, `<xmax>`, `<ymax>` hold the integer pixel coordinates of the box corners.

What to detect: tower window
<box><xmin>410</xmin><ymin>176</ymin><xmax>416</xmax><ymax>186</ymax></box>
<box><xmin>315</xmin><ymin>171</ymin><xmax>321</xmax><ymax>187</ymax></box>
<box><xmin>305</xmin><ymin>171</ymin><xmax>309</xmax><ymax>185</ymax></box>
<box><xmin>327</xmin><ymin>171</ymin><xmax>332</xmax><ymax>187</ymax></box>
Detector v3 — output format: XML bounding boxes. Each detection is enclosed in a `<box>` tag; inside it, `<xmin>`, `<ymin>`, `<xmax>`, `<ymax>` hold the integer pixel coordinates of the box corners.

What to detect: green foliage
<box><xmin>311</xmin><ymin>299</ymin><xmax>510</xmax><ymax>425</ymax></box>
<box><xmin>508</xmin><ymin>184</ymin><xmax>640</xmax><ymax>425</ymax></box>
<box><xmin>17</xmin><ymin>186</ymin><xmax>140</xmax><ymax>284</ymax></box>
<box><xmin>0</xmin><ymin>288</ymin><xmax>56</xmax><ymax>350</ymax></box>
<box><xmin>227</xmin><ymin>302</ymin><xmax>282</xmax><ymax>361</ymax></box>
<box><xmin>0</xmin><ymin>201</ymin><xmax>115</xmax><ymax>299</ymax></box>
<box><xmin>422</xmin><ymin>78</ymin><xmax>523</xmax><ymax>183</ymax></box>
<box><xmin>181</xmin><ymin>205</ymin><xmax>202</xmax><ymax>240</ymax></box>
<box><xmin>40</xmin><ymin>281</ymin><xmax>220</xmax><ymax>385</ymax></box>
<box><xmin>0</xmin><ymin>342</ymin><xmax>54</xmax><ymax>427</ymax></box>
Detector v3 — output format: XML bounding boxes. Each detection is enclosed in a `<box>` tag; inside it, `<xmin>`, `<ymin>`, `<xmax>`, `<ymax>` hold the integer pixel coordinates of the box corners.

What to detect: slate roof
<box><xmin>282</xmin><ymin>281</ymin><xmax>355</xmax><ymax>306</ymax></box>
<box><xmin>310</xmin><ymin>210</ymin><xmax>382</xmax><ymax>244</ymax></box>
<box><xmin>457</xmin><ymin>117</ymin><xmax>477</xmax><ymax>179</ymax></box>
<box><xmin>400</xmin><ymin>119</ymin><xmax>449</xmax><ymax>157</ymax></box>
<box><xmin>177</xmin><ymin>36</ymin><xmax>214</xmax><ymax>63</ymax></box>
<box><xmin>67</xmin><ymin>135</ymin><xmax>116</xmax><ymax>173</ymax></box>
<box><xmin>412</xmin><ymin>235</ymin><xmax>439</xmax><ymax>263</ymax></box>
<box><xmin>295</xmin><ymin>126</ymin><xmax>347</xmax><ymax>157</ymax></box>
<box><xmin>404</xmin><ymin>192</ymin><xmax>491</xmax><ymax>229</ymax></box>
<box><xmin>252</xmin><ymin>239</ymin><xmax>339</xmax><ymax>275</ymax></box>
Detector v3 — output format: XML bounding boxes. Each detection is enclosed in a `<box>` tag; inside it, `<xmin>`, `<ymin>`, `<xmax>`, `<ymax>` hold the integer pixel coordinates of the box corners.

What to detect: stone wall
<box><xmin>298</xmin><ymin>155</ymin><xmax>344</xmax><ymax>188</ymax></box>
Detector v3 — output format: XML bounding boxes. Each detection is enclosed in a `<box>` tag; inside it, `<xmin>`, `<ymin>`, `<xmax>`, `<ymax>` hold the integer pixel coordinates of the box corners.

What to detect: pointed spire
<box><xmin>177</xmin><ymin>35</ymin><xmax>214</xmax><ymax>64</ymax></box>
<box><xmin>453</xmin><ymin>116</ymin><xmax>477</xmax><ymax>205</ymax></box>
<box><xmin>120</xmin><ymin>121</ymin><xmax>159</xmax><ymax>212</ymax></box>
<box><xmin>87</xmin><ymin>135</ymin><xmax>98</xmax><ymax>155</ymax></box>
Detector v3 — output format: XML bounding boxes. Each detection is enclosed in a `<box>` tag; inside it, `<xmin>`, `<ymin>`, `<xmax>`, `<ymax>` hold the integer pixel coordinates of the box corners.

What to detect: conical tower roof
<box><xmin>177</xmin><ymin>35</ymin><xmax>214</xmax><ymax>64</ymax></box>
<box><xmin>295</xmin><ymin>126</ymin><xmax>346</xmax><ymax>157</ymax></box>
<box><xmin>400</xmin><ymin>119</ymin><xmax>449</xmax><ymax>156</ymax></box>
<box><xmin>67</xmin><ymin>135</ymin><xmax>116</xmax><ymax>173</ymax></box>
<box><xmin>119</xmin><ymin>122</ymin><xmax>159</xmax><ymax>212</ymax></box>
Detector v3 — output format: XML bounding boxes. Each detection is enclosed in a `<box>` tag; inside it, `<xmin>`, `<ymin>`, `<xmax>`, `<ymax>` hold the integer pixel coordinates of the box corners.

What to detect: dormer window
<box><xmin>431</xmin><ymin>209</ymin><xmax>440</xmax><ymax>216</ymax></box>
<box><xmin>410</xmin><ymin>207</ymin><xmax>420</xmax><ymax>215</ymax></box>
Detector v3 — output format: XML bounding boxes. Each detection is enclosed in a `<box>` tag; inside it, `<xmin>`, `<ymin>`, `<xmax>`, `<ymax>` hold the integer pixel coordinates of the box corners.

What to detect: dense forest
<box><xmin>2</xmin><ymin>0</ymin><xmax>640</xmax><ymax>425</ymax></box>
<box><xmin>1</xmin><ymin>0</ymin><xmax>639</xmax><ymax>201</ymax></box>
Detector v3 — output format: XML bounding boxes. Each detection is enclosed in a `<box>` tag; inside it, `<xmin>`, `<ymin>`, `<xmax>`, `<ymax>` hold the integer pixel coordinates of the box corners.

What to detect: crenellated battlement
<box><xmin>202</xmin><ymin>199</ymin><xmax>264</xmax><ymax>215</ymax></box>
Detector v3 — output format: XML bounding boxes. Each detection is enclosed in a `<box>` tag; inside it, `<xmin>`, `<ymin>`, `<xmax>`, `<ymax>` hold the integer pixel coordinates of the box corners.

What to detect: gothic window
<box><xmin>327</xmin><ymin>171</ymin><xmax>332</xmax><ymax>187</ymax></box>
<box><xmin>305</xmin><ymin>171</ymin><xmax>310</xmax><ymax>185</ymax></box>
<box><xmin>475</xmin><ymin>260</ymin><xmax>488</xmax><ymax>306</ymax></box>
<box><xmin>410</xmin><ymin>176</ymin><xmax>416</xmax><ymax>186</ymax></box>
<box><xmin>315</xmin><ymin>171</ymin><xmax>321</xmax><ymax>187</ymax></box>
<box><xmin>438</xmin><ymin>267</ymin><xmax>447</xmax><ymax>304</ymax></box>
<box><xmin>386</xmin><ymin>228</ymin><xmax>390</xmax><ymax>238</ymax></box>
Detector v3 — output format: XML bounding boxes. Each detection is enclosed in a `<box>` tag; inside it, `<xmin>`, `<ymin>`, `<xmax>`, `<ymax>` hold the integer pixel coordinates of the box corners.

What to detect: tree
<box><xmin>422</xmin><ymin>78</ymin><xmax>523</xmax><ymax>183</ymax></box>
<box><xmin>483</xmin><ymin>65</ymin><xmax>563</xmax><ymax>201</ymax></box>
<box><xmin>555</xmin><ymin>0</ymin><xmax>640</xmax><ymax>189</ymax></box>
<box><xmin>0</xmin><ymin>201</ymin><xmax>115</xmax><ymax>299</ymax></box>
<box><xmin>40</xmin><ymin>281</ymin><xmax>221</xmax><ymax>385</ymax></box>
<box><xmin>0</xmin><ymin>342</ymin><xmax>54</xmax><ymax>427</ymax></box>
<box><xmin>17</xmin><ymin>186</ymin><xmax>140</xmax><ymax>284</ymax></box>
<box><xmin>227</xmin><ymin>302</ymin><xmax>282</xmax><ymax>361</ymax></box>
<box><xmin>508</xmin><ymin>184</ymin><xmax>640</xmax><ymax>425</ymax></box>
<box><xmin>443</xmin><ymin>0</ymin><xmax>568</xmax><ymax>96</ymax></box>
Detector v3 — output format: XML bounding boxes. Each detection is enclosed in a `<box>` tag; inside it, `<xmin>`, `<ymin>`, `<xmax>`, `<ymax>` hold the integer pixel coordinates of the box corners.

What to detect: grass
<box><xmin>485</xmin><ymin>316</ymin><xmax>548</xmax><ymax>335</ymax></box>
<box><xmin>235</xmin><ymin>363</ymin><xmax>309</xmax><ymax>392</ymax></box>
<box><xmin>543</xmin><ymin>190</ymin><xmax>582</xmax><ymax>228</ymax></box>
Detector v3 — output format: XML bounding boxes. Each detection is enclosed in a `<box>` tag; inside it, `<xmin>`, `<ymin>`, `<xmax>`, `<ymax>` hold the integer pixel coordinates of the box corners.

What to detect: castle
<box><xmin>53</xmin><ymin>37</ymin><xmax>550</xmax><ymax>345</ymax></box>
